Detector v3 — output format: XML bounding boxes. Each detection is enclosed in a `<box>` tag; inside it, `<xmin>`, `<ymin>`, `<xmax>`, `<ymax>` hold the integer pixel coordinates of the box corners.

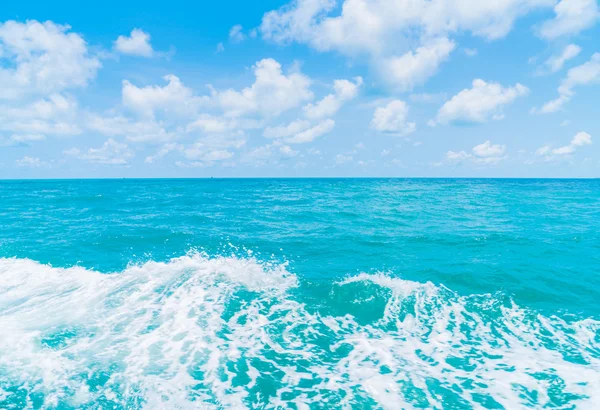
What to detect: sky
<box><xmin>0</xmin><ymin>0</ymin><xmax>599</xmax><ymax>178</ymax></box>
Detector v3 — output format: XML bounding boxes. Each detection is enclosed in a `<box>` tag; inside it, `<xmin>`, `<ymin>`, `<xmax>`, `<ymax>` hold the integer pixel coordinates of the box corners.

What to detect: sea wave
<box><xmin>0</xmin><ymin>255</ymin><xmax>598</xmax><ymax>409</ymax></box>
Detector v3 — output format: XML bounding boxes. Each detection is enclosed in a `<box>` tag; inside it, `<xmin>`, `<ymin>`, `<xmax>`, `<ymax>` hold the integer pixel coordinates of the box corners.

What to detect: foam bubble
<box><xmin>0</xmin><ymin>257</ymin><xmax>598</xmax><ymax>409</ymax></box>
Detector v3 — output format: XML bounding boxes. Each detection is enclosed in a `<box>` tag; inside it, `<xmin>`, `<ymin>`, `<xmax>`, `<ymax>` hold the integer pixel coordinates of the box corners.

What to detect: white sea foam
<box><xmin>0</xmin><ymin>256</ymin><xmax>598</xmax><ymax>409</ymax></box>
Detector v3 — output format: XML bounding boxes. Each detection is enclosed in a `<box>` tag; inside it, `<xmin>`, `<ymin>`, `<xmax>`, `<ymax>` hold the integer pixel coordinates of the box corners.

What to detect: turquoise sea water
<box><xmin>0</xmin><ymin>178</ymin><xmax>599</xmax><ymax>409</ymax></box>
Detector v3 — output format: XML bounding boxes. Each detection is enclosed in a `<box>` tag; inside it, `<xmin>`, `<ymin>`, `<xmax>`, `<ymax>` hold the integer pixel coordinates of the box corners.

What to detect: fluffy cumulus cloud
<box><xmin>260</xmin><ymin>0</ymin><xmax>555</xmax><ymax>89</ymax></box>
<box><xmin>370</xmin><ymin>99</ymin><xmax>416</xmax><ymax>135</ymax></box>
<box><xmin>536</xmin><ymin>53</ymin><xmax>600</xmax><ymax>114</ymax></box>
<box><xmin>377</xmin><ymin>37</ymin><xmax>455</xmax><ymax>91</ymax></box>
<box><xmin>0</xmin><ymin>20</ymin><xmax>101</xmax><ymax>100</ymax></box>
<box><xmin>73</xmin><ymin>55</ymin><xmax>335</xmax><ymax>168</ymax></box>
<box><xmin>536</xmin><ymin>131</ymin><xmax>592</xmax><ymax>159</ymax></box>
<box><xmin>436</xmin><ymin>79</ymin><xmax>529</xmax><ymax>124</ymax></box>
<box><xmin>113</xmin><ymin>57</ymin><xmax>316</xmax><ymax>158</ymax></box>
<box><xmin>0</xmin><ymin>93</ymin><xmax>81</xmax><ymax>139</ymax></box>
<box><xmin>64</xmin><ymin>139</ymin><xmax>134</xmax><ymax>165</ymax></box>
<box><xmin>544</xmin><ymin>44</ymin><xmax>582</xmax><ymax>73</ymax></box>
<box><xmin>213</xmin><ymin>58</ymin><xmax>313</xmax><ymax>117</ymax></box>
<box><xmin>539</xmin><ymin>0</ymin><xmax>600</xmax><ymax>39</ymax></box>
<box><xmin>472</xmin><ymin>140</ymin><xmax>507</xmax><ymax>158</ymax></box>
<box><xmin>5</xmin><ymin>7</ymin><xmax>598</xmax><ymax>175</ymax></box>
<box><xmin>114</xmin><ymin>29</ymin><xmax>154</xmax><ymax>57</ymax></box>
<box><xmin>447</xmin><ymin>140</ymin><xmax>507</xmax><ymax>165</ymax></box>
<box><xmin>122</xmin><ymin>75</ymin><xmax>205</xmax><ymax>118</ymax></box>
<box><xmin>303</xmin><ymin>77</ymin><xmax>362</xmax><ymax>119</ymax></box>
<box><xmin>261</xmin><ymin>0</ymin><xmax>555</xmax><ymax>50</ymax></box>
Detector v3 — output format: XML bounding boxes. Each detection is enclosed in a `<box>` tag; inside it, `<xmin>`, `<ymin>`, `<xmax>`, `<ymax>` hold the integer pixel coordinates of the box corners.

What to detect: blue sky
<box><xmin>1</xmin><ymin>0</ymin><xmax>599</xmax><ymax>178</ymax></box>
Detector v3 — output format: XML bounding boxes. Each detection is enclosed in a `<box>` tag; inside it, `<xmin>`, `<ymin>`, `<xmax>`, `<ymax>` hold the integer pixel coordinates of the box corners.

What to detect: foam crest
<box><xmin>0</xmin><ymin>255</ymin><xmax>297</xmax><ymax>408</ymax></box>
<box><xmin>0</xmin><ymin>258</ymin><xmax>598</xmax><ymax>409</ymax></box>
<box><xmin>331</xmin><ymin>273</ymin><xmax>600</xmax><ymax>408</ymax></box>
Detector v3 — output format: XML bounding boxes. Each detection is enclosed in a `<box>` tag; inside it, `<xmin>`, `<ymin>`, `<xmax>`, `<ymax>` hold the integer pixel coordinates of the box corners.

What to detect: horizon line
<box><xmin>0</xmin><ymin>176</ymin><xmax>598</xmax><ymax>181</ymax></box>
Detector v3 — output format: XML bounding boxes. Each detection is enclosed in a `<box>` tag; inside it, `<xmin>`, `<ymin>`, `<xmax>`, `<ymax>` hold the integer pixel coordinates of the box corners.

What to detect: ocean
<box><xmin>0</xmin><ymin>178</ymin><xmax>598</xmax><ymax>409</ymax></box>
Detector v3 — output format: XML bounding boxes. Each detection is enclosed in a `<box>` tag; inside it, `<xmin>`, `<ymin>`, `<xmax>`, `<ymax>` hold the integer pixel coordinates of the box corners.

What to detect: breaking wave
<box><xmin>0</xmin><ymin>255</ymin><xmax>598</xmax><ymax>409</ymax></box>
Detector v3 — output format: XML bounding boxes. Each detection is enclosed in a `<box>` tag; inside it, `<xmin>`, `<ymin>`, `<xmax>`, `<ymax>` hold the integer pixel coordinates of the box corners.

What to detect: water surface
<box><xmin>1</xmin><ymin>179</ymin><xmax>598</xmax><ymax>408</ymax></box>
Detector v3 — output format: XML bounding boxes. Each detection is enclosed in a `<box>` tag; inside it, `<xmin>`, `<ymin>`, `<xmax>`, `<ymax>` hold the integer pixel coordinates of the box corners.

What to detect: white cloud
<box><xmin>539</xmin><ymin>0</ymin><xmax>599</xmax><ymax>39</ymax></box>
<box><xmin>263</xmin><ymin>119</ymin><xmax>312</xmax><ymax>138</ymax></box>
<box><xmin>9</xmin><ymin>134</ymin><xmax>46</xmax><ymax>143</ymax></box>
<box><xmin>122</xmin><ymin>74</ymin><xmax>205</xmax><ymax>118</ymax></box>
<box><xmin>144</xmin><ymin>143</ymin><xmax>183</xmax><ymax>164</ymax></box>
<box><xmin>114</xmin><ymin>29</ymin><xmax>154</xmax><ymax>57</ymax></box>
<box><xmin>535</xmin><ymin>145</ymin><xmax>552</xmax><ymax>156</ymax></box>
<box><xmin>213</xmin><ymin>58</ymin><xmax>313</xmax><ymax>117</ymax></box>
<box><xmin>472</xmin><ymin>140</ymin><xmax>507</xmax><ymax>158</ymax></box>
<box><xmin>436</xmin><ymin>79</ymin><xmax>529</xmax><ymax>124</ymax></box>
<box><xmin>536</xmin><ymin>53</ymin><xmax>600</xmax><ymax>114</ymax></box>
<box><xmin>0</xmin><ymin>20</ymin><xmax>101</xmax><ymax>100</ymax></box>
<box><xmin>260</xmin><ymin>117</ymin><xmax>335</xmax><ymax>144</ymax></box>
<box><xmin>535</xmin><ymin>94</ymin><xmax>570</xmax><ymax>114</ymax></box>
<box><xmin>260</xmin><ymin>0</ymin><xmax>336</xmax><ymax>46</ymax></box>
<box><xmin>303</xmin><ymin>76</ymin><xmax>362</xmax><ymax>119</ymax></box>
<box><xmin>261</xmin><ymin>0</ymin><xmax>553</xmax><ymax>50</ymax></box>
<box><xmin>175</xmin><ymin>161</ymin><xmax>207</xmax><ymax>168</ymax></box>
<box><xmin>464</xmin><ymin>48</ymin><xmax>478</xmax><ymax>57</ymax></box>
<box><xmin>181</xmin><ymin>134</ymin><xmax>246</xmax><ymax>166</ymax></box>
<box><xmin>64</xmin><ymin>138</ymin><xmax>134</xmax><ymax>165</ymax></box>
<box><xmin>86</xmin><ymin>114</ymin><xmax>176</xmax><ymax>143</ymax></box>
<box><xmin>71</xmin><ymin>57</ymin><xmax>325</xmax><ymax>157</ymax></box>
<box><xmin>446</xmin><ymin>150</ymin><xmax>472</xmax><ymax>162</ymax></box>
<box><xmin>229</xmin><ymin>25</ymin><xmax>245</xmax><ymax>43</ymax></box>
<box><xmin>279</xmin><ymin>145</ymin><xmax>299</xmax><ymax>156</ymax></box>
<box><xmin>11</xmin><ymin>94</ymin><xmax>77</xmax><ymax>120</ymax></box>
<box><xmin>15</xmin><ymin>156</ymin><xmax>49</xmax><ymax>167</ymax></box>
<box><xmin>370</xmin><ymin>99</ymin><xmax>416</xmax><ymax>135</ymax></box>
<box><xmin>195</xmin><ymin>149</ymin><xmax>234</xmax><ymax>162</ymax></box>
<box><xmin>176</xmin><ymin>148</ymin><xmax>236</xmax><ymax>168</ymax></box>
<box><xmin>377</xmin><ymin>37</ymin><xmax>455</xmax><ymax>91</ymax></box>
<box><xmin>241</xmin><ymin>143</ymin><xmax>299</xmax><ymax>166</ymax></box>
<box><xmin>536</xmin><ymin>131</ymin><xmax>592</xmax><ymax>158</ymax></box>
<box><xmin>187</xmin><ymin>114</ymin><xmax>262</xmax><ymax>135</ymax></box>
<box><xmin>544</xmin><ymin>44</ymin><xmax>581</xmax><ymax>73</ymax></box>
<box><xmin>571</xmin><ymin>131</ymin><xmax>591</xmax><ymax>146</ymax></box>
<box><xmin>242</xmin><ymin>145</ymin><xmax>275</xmax><ymax>166</ymax></box>
<box><xmin>0</xmin><ymin>93</ymin><xmax>81</xmax><ymax>138</ymax></box>
<box><xmin>216</xmin><ymin>42</ymin><xmax>225</xmax><ymax>53</ymax></box>
<box><xmin>260</xmin><ymin>0</ymin><xmax>554</xmax><ymax>89</ymax></box>
<box><xmin>447</xmin><ymin>140</ymin><xmax>507</xmax><ymax>165</ymax></box>
<box><xmin>285</xmin><ymin>119</ymin><xmax>335</xmax><ymax>143</ymax></box>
